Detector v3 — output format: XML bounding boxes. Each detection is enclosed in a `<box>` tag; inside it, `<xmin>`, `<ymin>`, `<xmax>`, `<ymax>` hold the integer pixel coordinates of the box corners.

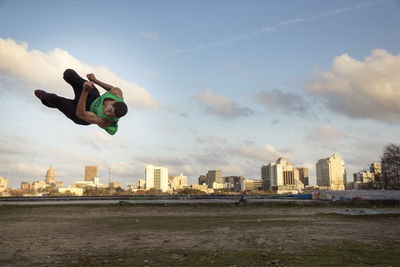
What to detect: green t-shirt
<box><xmin>89</xmin><ymin>92</ymin><xmax>124</xmax><ymax>135</ymax></box>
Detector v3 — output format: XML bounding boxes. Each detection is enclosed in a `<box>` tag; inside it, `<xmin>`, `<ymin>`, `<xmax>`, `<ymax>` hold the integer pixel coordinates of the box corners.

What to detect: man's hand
<box><xmin>83</xmin><ymin>81</ymin><xmax>94</xmax><ymax>91</ymax></box>
<box><xmin>87</xmin><ymin>73</ymin><xmax>96</xmax><ymax>82</ymax></box>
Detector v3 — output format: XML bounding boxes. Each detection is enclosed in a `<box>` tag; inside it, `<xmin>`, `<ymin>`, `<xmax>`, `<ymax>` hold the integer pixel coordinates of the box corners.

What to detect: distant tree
<box><xmin>178</xmin><ymin>188</ymin><xmax>204</xmax><ymax>195</ymax></box>
<box><xmin>376</xmin><ymin>143</ymin><xmax>400</xmax><ymax>190</ymax></box>
<box><xmin>213</xmin><ymin>188</ymin><xmax>229</xmax><ymax>194</ymax></box>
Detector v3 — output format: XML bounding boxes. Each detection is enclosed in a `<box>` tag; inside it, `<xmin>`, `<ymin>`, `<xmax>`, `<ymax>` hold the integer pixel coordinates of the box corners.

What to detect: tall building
<box><xmin>316</xmin><ymin>153</ymin><xmax>347</xmax><ymax>190</ymax></box>
<box><xmin>370</xmin><ymin>163</ymin><xmax>381</xmax><ymax>176</ymax></box>
<box><xmin>145</xmin><ymin>165</ymin><xmax>168</xmax><ymax>192</ymax></box>
<box><xmin>0</xmin><ymin>176</ymin><xmax>8</xmax><ymax>192</ymax></box>
<box><xmin>261</xmin><ymin>158</ymin><xmax>304</xmax><ymax>191</ymax></box>
<box><xmin>45</xmin><ymin>165</ymin><xmax>56</xmax><ymax>184</ymax></box>
<box><xmin>85</xmin><ymin>166</ymin><xmax>98</xmax><ymax>181</ymax></box>
<box><xmin>297</xmin><ymin>167</ymin><xmax>309</xmax><ymax>186</ymax></box>
<box><xmin>206</xmin><ymin>170</ymin><xmax>222</xmax><ymax>188</ymax></box>
<box><xmin>198</xmin><ymin>175</ymin><xmax>206</xmax><ymax>185</ymax></box>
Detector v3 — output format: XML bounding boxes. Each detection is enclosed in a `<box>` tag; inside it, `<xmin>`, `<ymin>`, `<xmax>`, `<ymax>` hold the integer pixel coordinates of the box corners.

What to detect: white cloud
<box><xmin>193</xmin><ymin>89</ymin><xmax>253</xmax><ymax>118</ymax></box>
<box><xmin>306</xmin><ymin>49</ymin><xmax>400</xmax><ymax>122</ymax></box>
<box><xmin>0</xmin><ymin>38</ymin><xmax>160</xmax><ymax>109</ymax></box>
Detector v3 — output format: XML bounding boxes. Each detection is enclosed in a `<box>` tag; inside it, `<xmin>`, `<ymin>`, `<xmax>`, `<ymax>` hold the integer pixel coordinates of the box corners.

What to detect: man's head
<box><xmin>103</xmin><ymin>101</ymin><xmax>128</xmax><ymax>118</ymax></box>
<box><xmin>113</xmin><ymin>102</ymin><xmax>128</xmax><ymax>118</ymax></box>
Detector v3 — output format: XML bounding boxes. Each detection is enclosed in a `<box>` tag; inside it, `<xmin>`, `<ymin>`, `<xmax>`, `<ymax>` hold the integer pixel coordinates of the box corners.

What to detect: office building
<box><xmin>198</xmin><ymin>175</ymin><xmax>206</xmax><ymax>185</ymax></box>
<box><xmin>352</xmin><ymin>171</ymin><xmax>375</xmax><ymax>190</ymax></box>
<box><xmin>261</xmin><ymin>158</ymin><xmax>305</xmax><ymax>192</ymax></box>
<box><xmin>297</xmin><ymin>167</ymin><xmax>309</xmax><ymax>186</ymax></box>
<box><xmin>223</xmin><ymin>176</ymin><xmax>244</xmax><ymax>191</ymax></box>
<box><xmin>85</xmin><ymin>166</ymin><xmax>98</xmax><ymax>181</ymax></box>
<box><xmin>241</xmin><ymin>179</ymin><xmax>263</xmax><ymax>191</ymax></box>
<box><xmin>370</xmin><ymin>163</ymin><xmax>381</xmax><ymax>176</ymax></box>
<box><xmin>145</xmin><ymin>165</ymin><xmax>168</xmax><ymax>192</ymax></box>
<box><xmin>206</xmin><ymin>170</ymin><xmax>222</xmax><ymax>188</ymax></box>
<box><xmin>316</xmin><ymin>153</ymin><xmax>347</xmax><ymax>190</ymax></box>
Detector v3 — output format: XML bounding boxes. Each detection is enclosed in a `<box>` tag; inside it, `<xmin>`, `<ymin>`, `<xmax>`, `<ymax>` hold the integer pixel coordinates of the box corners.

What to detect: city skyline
<box><xmin>1</xmin><ymin>1</ymin><xmax>400</xmax><ymax>189</ymax></box>
<box><xmin>3</xmin><ymin>153</ymin><xmax>377</xmax><ymax>190</ymax></box>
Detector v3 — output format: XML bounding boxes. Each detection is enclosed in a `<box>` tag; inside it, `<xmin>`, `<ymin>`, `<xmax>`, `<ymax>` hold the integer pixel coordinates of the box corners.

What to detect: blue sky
<box><xmin>1</xmin><ymin>0</ymin><xmax>399</xmax><ymax>188</ymax></box>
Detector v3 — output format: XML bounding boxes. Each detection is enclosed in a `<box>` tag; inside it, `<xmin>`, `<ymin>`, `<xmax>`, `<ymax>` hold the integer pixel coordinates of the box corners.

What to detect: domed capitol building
<box><xmin>45</xmin><ymin>165</ymin><xmax>64</xmax><ymax>188</ymax></box>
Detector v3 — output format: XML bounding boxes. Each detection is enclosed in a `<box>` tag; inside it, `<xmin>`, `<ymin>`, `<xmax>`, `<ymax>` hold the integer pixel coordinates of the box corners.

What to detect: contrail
<box><xmin>173</xmin><ymin>0</ymin><xmax>390</xmax><ymax>54</ymax></box>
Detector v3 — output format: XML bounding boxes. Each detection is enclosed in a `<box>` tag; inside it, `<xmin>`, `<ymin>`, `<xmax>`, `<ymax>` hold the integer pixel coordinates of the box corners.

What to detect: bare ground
<box><xmin>0</xmin><ymin>203</ymin><xmax>399</xmax><ymax>266</ymax></box>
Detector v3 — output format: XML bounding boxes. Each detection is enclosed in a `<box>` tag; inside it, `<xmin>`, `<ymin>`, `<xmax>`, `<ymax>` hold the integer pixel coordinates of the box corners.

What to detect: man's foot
<box><xmin>34</xmin><ymin>90</ymin><xmax>46</xmax><ymax>100</ymax></box>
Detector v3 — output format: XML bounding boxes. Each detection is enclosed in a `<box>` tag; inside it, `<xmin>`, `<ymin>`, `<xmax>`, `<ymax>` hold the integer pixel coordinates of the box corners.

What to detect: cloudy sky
<box><xmin>1</xmin><ymin>0</ymin><xmax>399</xmax><ymax>188</ymax></box>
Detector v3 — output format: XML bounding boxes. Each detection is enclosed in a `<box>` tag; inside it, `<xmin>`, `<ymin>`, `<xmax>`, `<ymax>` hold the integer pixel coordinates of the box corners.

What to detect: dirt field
<box><xmin>0</xmin><ymin>202</ymin><xmax>399</xmax><ymax>266</ymax></box>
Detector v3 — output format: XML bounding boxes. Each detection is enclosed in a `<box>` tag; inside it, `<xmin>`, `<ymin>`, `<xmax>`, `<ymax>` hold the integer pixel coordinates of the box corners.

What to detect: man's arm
<box><xmin>76</xmin><ymin>82</ymin><xmax>111</xmax><ymax>127</ymax></box>
<box><xmin>87</xmin><ymin>73</ymin><xmax>124</xmax><ymax>99</ymax></box>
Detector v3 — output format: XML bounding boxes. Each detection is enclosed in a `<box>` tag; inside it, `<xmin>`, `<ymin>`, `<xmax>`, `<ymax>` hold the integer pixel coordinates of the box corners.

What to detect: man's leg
<box><xmin>35</xmin><ymin>90</ymin><xmax>90</xmax><ymax>125</ymax></box>
<box><xmin>63</xmin><ymin>69</ymin><xmax>100</xmax><ymax>103</ymax></box>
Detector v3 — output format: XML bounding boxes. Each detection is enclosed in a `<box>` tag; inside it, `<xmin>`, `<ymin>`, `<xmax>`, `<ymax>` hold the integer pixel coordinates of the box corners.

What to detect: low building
<box><xmin>223</xmin><ymin>176</ymin><xmax>244</xmax><ymax>191</ymax></box>
<box><xmin>71</xmin><ymin>177</ymin><xmax>107</xmax><ymax>189</ymax></box>
<box><xmin>168</xmin><ymin>173</ymin><xmax>188</xmax><ymax>191</ymax></box>
<box><xmin>271</xmin><ymin>185</ymin><xmax>298</xmax><ymax>194</ymax></box>
<box><xmin>352</xmin><ymin>171</ymin><xmax>375</xmax><ymax>190</ymax></box>
<box><xmin>191</xmin><ymin>184</ymin><xmax>214</xmax><ymax>194</ymax></box>
<box><xmin>58</xmin><ymin>187</ymin><xmax>84</xmax><ymax>196</ymax></box>
<box><xmin>241</xmin><ymin>179</ymin><xmax>263</xmax><ymax>192</ymax></box>
<box><xmin>21</xmin><ymin>181</ymin><xmax>47</xmax><ymax>191</ymax></box>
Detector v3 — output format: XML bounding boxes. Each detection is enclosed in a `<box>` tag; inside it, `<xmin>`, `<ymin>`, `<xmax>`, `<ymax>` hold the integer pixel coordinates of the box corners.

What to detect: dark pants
<box><xmin>40</xmin><ymin>69</ymin><xmax>100</xmax><ymax>125</ymax></box>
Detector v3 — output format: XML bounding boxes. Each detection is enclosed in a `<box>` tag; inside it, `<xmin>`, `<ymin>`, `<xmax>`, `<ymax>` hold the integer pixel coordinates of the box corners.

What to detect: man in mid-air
<box><xmin>34</xmin><ymin>69</ymin><xmax>128</xmax><ymax>135</ymax></box>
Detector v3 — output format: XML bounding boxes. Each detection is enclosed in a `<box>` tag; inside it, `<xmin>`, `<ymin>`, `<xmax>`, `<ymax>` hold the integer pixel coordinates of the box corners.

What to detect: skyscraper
<box><xmin>85</xmin><ymin>166</ymin><xmax>98</xmax><ymax>181</ymax></box>
<box><xmin>297</xmin><ymin>167</ymin><xmax>309</xmax><ymax>186</ymax></box>
<box><xmin>206</xmin><ymin>170</ymin><xmax>222</xmax><ymax>188</ymax></box>
<box><xmin>145</xmin><ymin>165</ymin><xmax>168</xmax><ymax>192</ymax></box>
<box><xmin>370</xmin><ymin>163</ymin><xmax>381</xmax><ymax>176</ymax></box>
<box><xmin>316</xmin><ymin>153</ymin><xmax>347</xmax><ymax>190</ymax></box>
<box><xmin>261</xmin><ymin>158</ymin><xmax>305</xmax><ymax>191</ymax></box>
<box><xmin>198</xmin><ymin>175</ymin><xmax>206</xmax><ymax>185</ymax></box>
